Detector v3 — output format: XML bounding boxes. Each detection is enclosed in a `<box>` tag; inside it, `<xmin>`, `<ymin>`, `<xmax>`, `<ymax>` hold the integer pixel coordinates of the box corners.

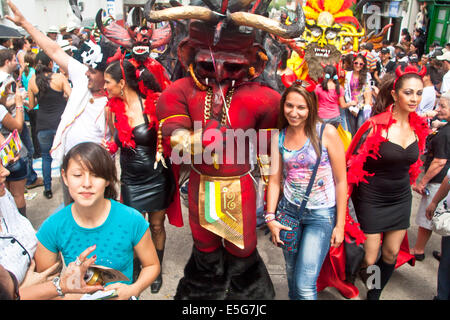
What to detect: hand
<box><xmin>426</xmin><ymin>201</ymin><xmax>438</xmax><ymax>220</ymax></box>
<box><xmin>104</xmin><ymin>282</ymin><xmax>137</xmax><ymax>300</ymax></box>
<box><xmin>59</xmin><ymin>245</ymin><xmax>104</xmax><ymax>295</ymax></box>
<box><xmin>363</xmin><ymin>87</ymin><xmax>372</xmax><ymax>104</ymax></box>
<box><xmin>267</xmin><ymin>220</ymin><xmax>292</xmax><ymax>246</ymax></box>
<box><xmin>412</xmin><ymin>181</ymin><xmax>426</xmax><ymax>195</ymax></box>
<box><xmin>330</xmin><ymin>226</ymin><xmax>344</xmax><ymax>248</ymax></box>
<box><xmin>20</xmin><ymin>260</ymin><xmax>61</xmax><ymax>289</ymax></box>
<box><xmin>14</xmin><ymin>84</ymin><xmax>23</xmax><ymax>108</ymax></box>
<box><xmin>5</xmin><ymin>1</ymin><xmax>27</xmax><ymax>27</ymax></box>
<box><xmin>202</xmin><ymin>119</ymin><xmax>227</xmax><ymax>150</ymax></box>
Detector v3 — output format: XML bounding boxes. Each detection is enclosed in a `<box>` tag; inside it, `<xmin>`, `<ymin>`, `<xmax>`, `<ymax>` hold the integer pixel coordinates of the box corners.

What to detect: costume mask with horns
<box><xmin>144</xmin><ymin>0</ymin><xmax>305</xmax><ymax>94</ymax></box>
<box><xmin>96</xmin><ymin>5</ymin><xmax>172</xmax><ymax>92</ymax></box>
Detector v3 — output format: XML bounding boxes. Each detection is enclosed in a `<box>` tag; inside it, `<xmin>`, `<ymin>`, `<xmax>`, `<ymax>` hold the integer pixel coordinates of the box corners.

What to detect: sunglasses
<box><xmin>293</xmin><ymin>79</ymin><xmax>315</xmax><ymax>92</ymax></box>
<box><xmin>7</xmin><ymin>270</ymin><xmax>20</xmax><ymax>300</ymax></box>
<box><xmin>353</xmin><ymin>62</ymin><xmax>365</xmax><ymax>66</ymax></box>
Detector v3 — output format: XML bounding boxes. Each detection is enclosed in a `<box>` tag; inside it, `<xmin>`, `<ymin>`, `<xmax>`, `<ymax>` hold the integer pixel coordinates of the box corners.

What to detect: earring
<box><xmin>120</xmin><ymin>88</ymin><xmax>124</xmax><ymax>96</ymax></box>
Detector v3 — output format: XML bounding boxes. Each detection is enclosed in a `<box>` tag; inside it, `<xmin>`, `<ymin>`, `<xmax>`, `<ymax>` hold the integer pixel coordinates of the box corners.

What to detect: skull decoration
<box><xmin>80</xmin><ymin>40</ymin><xmax>104</xmax><ymax>69</ymax></box>
<box><xmin>286</xmin><ymin>0</ymin><xmax>365</xmax><ymax>82</ymax></box>
<box><xmin>303</xmin><ymin>0</ymin><xmax>364</xmax><ymax>54</ymax></box>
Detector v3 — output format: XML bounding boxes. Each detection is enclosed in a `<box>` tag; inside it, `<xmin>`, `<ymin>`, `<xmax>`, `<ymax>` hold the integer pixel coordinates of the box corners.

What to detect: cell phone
<box><xmin>11</xmin><ymin>82</ymin><xmax>17</xmax><ymax>92</ymax></box>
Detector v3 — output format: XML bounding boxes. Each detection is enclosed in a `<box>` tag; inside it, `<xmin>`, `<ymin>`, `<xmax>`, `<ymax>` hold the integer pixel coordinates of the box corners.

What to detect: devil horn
<box><xmin>230</xmin><ymin>3</ymin><xmax>305</xmax><ymax>39</ymax></box>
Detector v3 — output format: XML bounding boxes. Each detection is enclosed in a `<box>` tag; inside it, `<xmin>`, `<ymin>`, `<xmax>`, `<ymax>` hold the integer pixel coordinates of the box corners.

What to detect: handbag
<box><xmin>344</xmin><ymin>238</ymin><xmax>365</xmax><ymax>283</ymax></box>
<box><xmin>431</xmin><ymin>202</ymin><xmax>450</xmax><ymax>236</ymax></box>
<box><xmin>276</xmin><ymin>123</ymin><xmax>325</xmax><ymax>253</ymax></box>
<box><xmin>344</xmin><ymin>198</ymin><xmax>366</xmax><ymax>283</ymax></box>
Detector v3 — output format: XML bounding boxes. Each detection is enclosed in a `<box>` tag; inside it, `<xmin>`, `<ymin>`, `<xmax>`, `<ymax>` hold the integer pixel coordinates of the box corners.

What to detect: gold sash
<box><xmin>198</xmin><ymin>174</ymin><xmax>244</xmax><ymax>249</ymax></box>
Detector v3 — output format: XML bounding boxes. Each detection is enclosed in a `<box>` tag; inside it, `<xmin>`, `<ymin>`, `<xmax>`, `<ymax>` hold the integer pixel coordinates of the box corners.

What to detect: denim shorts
<box><xmin>6</xmin><ymin>158</ymin><xmax>28</xmax><ymax>181</ymax></box>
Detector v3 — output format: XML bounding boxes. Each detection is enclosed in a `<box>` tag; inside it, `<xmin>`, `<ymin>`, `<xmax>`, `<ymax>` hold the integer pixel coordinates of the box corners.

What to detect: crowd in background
<box><xmin>0</xmin><ymin>4</ymin><xmax>449</xmax><ymax>301</ymax></box>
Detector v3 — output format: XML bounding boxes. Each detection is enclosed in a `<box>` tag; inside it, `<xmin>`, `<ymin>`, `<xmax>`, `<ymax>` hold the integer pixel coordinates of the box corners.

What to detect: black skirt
<box><xmin>117</xmin><ymin>124</ymin><xmax>175</xmax><ymax>214</ymax></box>
<box><xmin>352</xmin><ymin>140</ymin><xmax>419</xmax><ymax>234</ymax></box>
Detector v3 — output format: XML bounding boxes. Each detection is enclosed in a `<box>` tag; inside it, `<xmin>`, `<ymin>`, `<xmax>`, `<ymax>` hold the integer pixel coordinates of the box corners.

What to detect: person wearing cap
<box><xmin>374</xmin><ymin>47</ymin><xmax>396</xmax><ymax>83</ymax></box>
<box><xmin>6</xmin><ymin>1</ymin><xmax>115</xmax><ymax>205</ymax></box>
<box><xmin>417</xmin><ymin>66</ymin><xmax>442</xmax><ymax>117</ymax></box>
<box><xmin>66</xmin><ymin>23</ymin><xmax>81</xmax><ymax>48</ymax></box>
<box><xmin>46</xmin><ymin>26</ymin><xmax>58</xmax><ymax>42</ymax></box>
<box><xmin>437</xmin><ymin>51</ymin><xmax>450</xmax><ymax>94</ymax></box>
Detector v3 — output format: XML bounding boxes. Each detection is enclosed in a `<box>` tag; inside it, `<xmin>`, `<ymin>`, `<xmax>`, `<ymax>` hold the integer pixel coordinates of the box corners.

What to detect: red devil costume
<box><xmin>148</xmin><ymin>0</ymin><xmax>305</xmax><ymax>299</ymax></box>
<box><xmin>96</xmin><ymin>8</ymin><xmax>172</xmax><ymax>92</ymax></box>
<box><xmin>317</xmin><ymin>65</ymin><xmax>430</xmax><ymax>299</ymax></box>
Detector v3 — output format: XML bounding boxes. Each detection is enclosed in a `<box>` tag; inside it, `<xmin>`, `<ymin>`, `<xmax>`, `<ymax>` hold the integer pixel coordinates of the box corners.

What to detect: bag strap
<box><xmin>298</xmin><ymin>123</ymin><xmax>326</xmax><ymax>213</ymax></box>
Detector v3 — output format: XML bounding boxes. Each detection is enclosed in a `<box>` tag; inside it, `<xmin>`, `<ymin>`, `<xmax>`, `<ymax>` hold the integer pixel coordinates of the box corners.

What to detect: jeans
<box><xmin>37</xmin><ymin>129</ymin><xmax>56</xmax><ymax>191</ymax></box>
<box><xmin>322</xmin><ymin>116</ymin><xmax>341</xmax><ymax>129</ymax></box>
<box><xmin>345</xmin><ymin>109</ymin><xmax>366</xmax><ymax>136</ymax></box>
<box><xmin>19</xmin><ymin>122</ymin><xmax>38</xmax><ymax>185</ymax></box>
<box><xmin>278</xmin><ymin>196</ymin><xmax>336</xmax><ymax>300</ymax></box>
<box><xmin>437</xmin><ymin>236</ymin><xmax>450</xmax><ymax>300</ymax></box>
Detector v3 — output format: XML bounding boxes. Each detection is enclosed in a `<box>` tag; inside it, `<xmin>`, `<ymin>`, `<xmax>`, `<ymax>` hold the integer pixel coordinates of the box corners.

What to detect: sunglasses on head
<box><xmin>7</xmin><ymin>270</ymin><xmax>20</xmax><ymax>300</ymax></box>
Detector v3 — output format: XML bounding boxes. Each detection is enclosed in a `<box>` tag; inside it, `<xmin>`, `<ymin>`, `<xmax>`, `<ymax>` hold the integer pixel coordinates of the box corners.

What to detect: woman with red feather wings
<box><xmin>317</xmin><ymin>65</ymin><xmax>430</xmax><ymax>299</ymax></box>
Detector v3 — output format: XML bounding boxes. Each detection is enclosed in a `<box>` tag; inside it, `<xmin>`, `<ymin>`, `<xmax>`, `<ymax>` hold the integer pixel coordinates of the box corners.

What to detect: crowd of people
<box><xmin>0</xmin><ymin>0</ymin><xmax>449</xmax><ymax>301</ymax></box>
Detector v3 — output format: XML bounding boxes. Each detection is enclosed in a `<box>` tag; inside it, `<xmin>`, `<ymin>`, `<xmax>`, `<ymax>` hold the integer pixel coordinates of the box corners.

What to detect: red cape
<box><xmin>317</xmin><ymin>107</ymin><xmax>430</xmax><ymax>298</ymax></box>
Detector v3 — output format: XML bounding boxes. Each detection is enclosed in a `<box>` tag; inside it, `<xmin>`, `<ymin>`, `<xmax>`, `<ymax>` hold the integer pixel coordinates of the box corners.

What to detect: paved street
<box><xmin>25</xmin><ymin>171</ymin><xmax>442</xmax><ymax>300</ymax></box>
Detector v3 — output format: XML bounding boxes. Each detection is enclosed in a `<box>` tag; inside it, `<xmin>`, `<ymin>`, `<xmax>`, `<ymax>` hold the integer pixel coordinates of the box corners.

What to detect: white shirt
<box><xmin>51</xmin><ymin>57</ymin><xmax>110</xmax><ymax>165</ymax></box>
<box><xmin>441</xmin><ymin>71</ymin><xmax>450</xmax><ymax>94</ymax></box>
<box><xmin>0</xmin><ymin>190</ymin><xmax>37</xmax><ymax>284</ymax></box>
<box><xmin>417</xmin><ymin>86</ymin><xmax>436</xmax><ymax>116</ymax></box>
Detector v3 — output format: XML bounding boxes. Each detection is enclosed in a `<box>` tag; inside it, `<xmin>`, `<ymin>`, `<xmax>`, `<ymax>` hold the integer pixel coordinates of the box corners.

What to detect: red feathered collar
<box><xmin>346</xmin><ymin>106</ymin><xmax>430</xmax><ymax>188</ymax></box>
<box><xmin>107</xmin><ymin>93</ymin><xmax>160</xmax><ymax>149</ymax></box>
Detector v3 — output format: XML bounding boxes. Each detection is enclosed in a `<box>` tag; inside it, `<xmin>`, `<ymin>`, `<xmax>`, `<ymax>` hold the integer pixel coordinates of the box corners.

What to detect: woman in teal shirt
<box><xmin>35</xmin><ymin>142</ymin><xmax>160</xmax><ymax>299</ymax></box>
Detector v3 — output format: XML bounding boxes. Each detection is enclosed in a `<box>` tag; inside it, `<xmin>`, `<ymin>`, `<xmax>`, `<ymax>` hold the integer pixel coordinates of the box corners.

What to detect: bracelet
<box><xmin>16</xmin><ymin>106</ymin><xmax>24</xmax><ymax>112</ymax></box>
<box><xmin>52</xmin><ymin>276</ymin><xmax>65</xmax><ymax>297</ymax></box>
<box><xmin>264</xmin><ymin>213</ymin><xmax>276</xmax><ymax>224</ymax></box>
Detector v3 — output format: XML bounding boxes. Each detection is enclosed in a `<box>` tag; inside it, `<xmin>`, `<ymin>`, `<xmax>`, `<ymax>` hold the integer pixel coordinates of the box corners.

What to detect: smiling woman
<box><xmin>33</xmin><ymin>142</ymin><xmax>160</xmax><ymax>300</ymax></box>
<box><xmin>266</xmin><ymin>82</ymin><xmax>347</xmax><ymax>300</ymax></box>
<box><xmin>345</xmin><ymin>64</ymin><xmax>429</xmax><ymax>300</ymax></box>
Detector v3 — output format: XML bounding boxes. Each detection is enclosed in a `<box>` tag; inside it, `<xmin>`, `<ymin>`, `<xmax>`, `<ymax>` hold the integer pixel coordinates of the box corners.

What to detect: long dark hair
<box><xmin>278</xmin><ymin>84</ymin><xmax>322</xmax><ymax>156</ymax></box>
<box><xmin>23</xmin><ymin>52</ymin><xmax>36</xmax><ymax>78</ymax></box>
<box><xmin>353</xmin><ymin>54</ymin><xmax>368</xmax><ymax>91</ymax></box>
<box><xmin>61</xmin><ymin>142</ymin><xmax>118</xmax><ymax>201</ymax></box>
<box><xmin>105</xmin><ymin>59</ymin><xmax>161</xmax><ymax>97</ymax></box>
<box><xmin>35</xmin><ymin>51</ymin><xmax>52</xmax><ymax>94</ymax></box>
<box><xmin>372</xmin><ymin>72</ymin><xmax>423</xmax><ymax>116</ymax></box>
<box><xmin>321</xmin><ymin>65</ymin><xmax>340</xmax><ymax>95</ymax></box>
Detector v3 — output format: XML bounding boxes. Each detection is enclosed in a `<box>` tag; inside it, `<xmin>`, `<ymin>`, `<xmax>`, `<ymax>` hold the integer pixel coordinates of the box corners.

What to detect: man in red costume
<box><xmin>151</xmin><ymin>1</ymin><xmax>305</xmax><ymax>299</ymax></box>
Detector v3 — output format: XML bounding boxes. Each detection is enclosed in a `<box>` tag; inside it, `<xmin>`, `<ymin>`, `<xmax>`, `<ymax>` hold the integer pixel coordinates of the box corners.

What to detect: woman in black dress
<box><xmin>103</xmin><ymin>59</ymin><xmax>175</xmax><ymax>293</ymax></box>
<box><xmin>347</xmin><ymin>66</ymin><xmax>429</xmax><ymax>299</ymax></box>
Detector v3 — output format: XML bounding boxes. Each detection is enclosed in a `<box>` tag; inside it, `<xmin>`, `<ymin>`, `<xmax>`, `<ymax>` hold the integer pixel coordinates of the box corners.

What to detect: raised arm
<box><xmin>6</xmin><ymin>0</ymin><xmax>69</xmax><ymax>74</ymax></box>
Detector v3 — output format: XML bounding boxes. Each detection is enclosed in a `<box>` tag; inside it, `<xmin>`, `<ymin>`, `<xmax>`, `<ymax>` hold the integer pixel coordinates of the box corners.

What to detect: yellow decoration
<box><xmin>303</xmin><ymin>6</ymin><xmax>320</xmax><ymax>20</ymax></box>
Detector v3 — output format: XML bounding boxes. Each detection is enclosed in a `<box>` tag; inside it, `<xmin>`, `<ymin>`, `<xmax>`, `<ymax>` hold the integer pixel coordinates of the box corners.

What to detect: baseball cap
<box><xmin>66</xmin><ymin>22</ymin><xmax>78</xmax><ymax>33</ymax></box>
<box><xmin>47</xmin><ymin>25</ymin><xmax>59</xmax><ymax>34</ymax></box>
<box><xmin>380</xmin><ymin>48</ymin><xmax>390</xmax><ymax>55</ymax></box>
<box><xmin>58</xmin><ymin>40</ymin><xmax>77</xmax><ymax>53</ymax></box>
<box><xmin>437</xmin><ymin>51</ymin><xmax>450</xmax><ymax>62</ymax></box>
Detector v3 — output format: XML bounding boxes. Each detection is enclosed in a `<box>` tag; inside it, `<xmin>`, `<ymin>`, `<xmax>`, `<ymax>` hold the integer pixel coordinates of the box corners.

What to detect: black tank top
<box><xmin>36</xmin><ymin>85</ymin><xmax>67</xmax><ymax>132</ymax></box>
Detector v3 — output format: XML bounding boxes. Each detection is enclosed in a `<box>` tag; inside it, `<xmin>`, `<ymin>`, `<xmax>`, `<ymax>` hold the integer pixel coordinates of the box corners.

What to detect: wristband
<box><xmin>52</xmin><ymin>276</ymin><xmax>65</xmax><ymax>297</ymax></box>
<box><xmin>264</xmin><ymin>212</ymin><xmax>276</xmax><ymax>224</ymax></box>
<box><xmin>16</xmin><ymin>106</ymin><xmax>24</xmax><ymax>111</ymax></box>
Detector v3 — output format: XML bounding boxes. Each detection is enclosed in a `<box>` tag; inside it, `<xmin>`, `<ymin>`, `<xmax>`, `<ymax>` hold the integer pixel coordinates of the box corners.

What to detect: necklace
<box><xmin>203</xmin><ymin>87</ymin><xmax>234</xmax><ymax>126</ymax></box>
